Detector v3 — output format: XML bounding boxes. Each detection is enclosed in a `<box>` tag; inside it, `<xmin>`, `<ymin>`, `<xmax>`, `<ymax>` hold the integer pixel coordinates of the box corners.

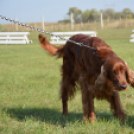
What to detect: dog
<box><xmin>38</xmin><ymin>34</ymin><xmax>134</xmax><ymax>123</ymax></box>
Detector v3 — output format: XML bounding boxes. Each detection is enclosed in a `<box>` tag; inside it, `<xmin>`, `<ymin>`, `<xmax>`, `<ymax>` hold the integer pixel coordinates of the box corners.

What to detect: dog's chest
<box><xmin>78</xmin><ymin>74</ymin><xmax>113</xmax><ymax>100</ymax></box>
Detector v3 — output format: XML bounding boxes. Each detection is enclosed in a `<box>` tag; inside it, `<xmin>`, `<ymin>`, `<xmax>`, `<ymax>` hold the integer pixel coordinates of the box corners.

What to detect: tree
<box><xmin>90</xmin><ymin>8</ymin><xmax>100</xmax><ymax>21</ymax></box>
<box><xmin>122</xmin><ymin>8</ymin><xmax>133</xmax><ymax>19</ymax></box>
<box><xmin>68</xmin><ymin>7</ymin><xmax>82</xmax><ymax>23</ymax></box>
<box><xmin>68</xmin><ymin>7</ymin><xmax>77</xmax><ymax>14</ymax></box>
<box><xmin>114</xmin><ymin>12</ymin><xmax>122</xmax><ymax>19</ymax></box>
<box><xmin>123</xmin><ymin>8</ymin><xmax>132</xmax><ymax>14</ymax></box>
<box><xmin>133</xmin><ymin>13</ymin><xmax>134</xmax><ymax>19</ymax></box>
<box><xmin>105</xmin><ymin>8</ymin><xmax>114</xmax><ymax>19</ymax></box>
<box><xmin>126</xmin><ymin>14</ymin><xmax>133</xmax><ymax>19</ymax></box>
<box><xmin>81</xmin><ymin>10</ymin><xmax>91</xmax><ymax>22</ymax></box>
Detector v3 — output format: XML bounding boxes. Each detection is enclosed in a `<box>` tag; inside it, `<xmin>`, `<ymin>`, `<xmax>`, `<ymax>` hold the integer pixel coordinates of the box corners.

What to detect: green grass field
<box><xmin>0</xmin><ymin>28</ymin><xmax>134</xmax><ymax>134</ymax></box>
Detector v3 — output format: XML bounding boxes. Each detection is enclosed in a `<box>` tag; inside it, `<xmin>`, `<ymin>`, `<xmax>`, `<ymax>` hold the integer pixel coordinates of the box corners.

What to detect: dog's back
<box><xmin>38</xmin><ymin>33</ymin><xmax>114</xmax><ymax>74</ymax></box>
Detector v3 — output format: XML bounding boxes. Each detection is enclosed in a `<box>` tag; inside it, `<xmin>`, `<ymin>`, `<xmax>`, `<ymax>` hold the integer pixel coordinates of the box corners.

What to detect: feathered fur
<box><xmin>39</xmin><ymin>33</ymin><xmax>134</xmax><ymax>123</ymax></box>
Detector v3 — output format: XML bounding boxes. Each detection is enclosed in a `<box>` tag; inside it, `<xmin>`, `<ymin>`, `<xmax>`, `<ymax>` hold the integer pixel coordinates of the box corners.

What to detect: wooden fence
<box><xmin>1</xmin><ymin>19</ymin><xmax>134</xmax><ymax>32</ymax></box>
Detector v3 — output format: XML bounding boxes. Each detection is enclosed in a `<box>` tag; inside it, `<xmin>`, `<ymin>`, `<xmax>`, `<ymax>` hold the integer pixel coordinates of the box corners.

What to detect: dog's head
<box><xmin>96</xmin><ymin>56</ymin><xmax>134</xmax><ymax>91</ymax></box>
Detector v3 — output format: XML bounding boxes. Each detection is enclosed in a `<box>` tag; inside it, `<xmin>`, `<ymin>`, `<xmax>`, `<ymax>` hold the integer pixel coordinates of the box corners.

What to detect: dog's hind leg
<box><xmin>60</xmin><ymin>57</ymin><xmax>76</xmax><ymax>115</ymax></box>
<box><xmin>60</xmin><ymin>78</ymin><xmax>69</xmax><ymax>115</ymax></box>
<box><xmin>60</xmin><ymin>77</ymin><xmax>76</xmax><ymax>115</ymax></box>
<box><xmin>79</xmin><ymin>77</ymin><xmax>89</xmax><ymax>122</ymax></box>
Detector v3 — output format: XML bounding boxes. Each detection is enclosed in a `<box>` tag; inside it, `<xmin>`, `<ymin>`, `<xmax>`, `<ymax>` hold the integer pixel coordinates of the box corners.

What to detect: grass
<box><xmin>0</xmin><ymin>28</ymin><xmax>134</xmax><ymax>133</ymax></box>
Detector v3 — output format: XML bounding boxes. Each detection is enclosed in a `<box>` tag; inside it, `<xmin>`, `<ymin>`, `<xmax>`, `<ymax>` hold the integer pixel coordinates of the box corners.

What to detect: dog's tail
<box><xmin>38</xmin><ymin>34</ymin><xmax>64</xmax><ymax>58</ymax></box>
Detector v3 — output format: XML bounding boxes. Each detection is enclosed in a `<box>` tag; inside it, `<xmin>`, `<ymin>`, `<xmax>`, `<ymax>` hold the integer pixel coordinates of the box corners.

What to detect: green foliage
<box><xmin>68</xmin><ymin>7</ymin><xmax>78</xmax><ymax>14</ymax></box>
<box><xmin>114</xmin><ymin>12</ymin><xmax>122</xmax><ymax>19</ymax></box>
<box><xmin>104</xmin><ymin>8</ymin><xmax>114</xmax><ymax>19</ymax></box>
<box><xmin>126</xmin><ymin>14</ymin><xmax>133</xmax><ymax>19</ymax></box>
<box><xmin>123</xmin><ymin>8</ymin><xmax>133</xmax><ymax>14</ymax></box>
<box><xmin>58</xmin><ymin>19</ymin><xmax>70</xmax><ymax>24</ymax></box>
<box><xmin>0</xmin><ymin>24</ymin><xmax>5</xmax><ymax>31</ymax></box>
<box><xmin>68</xmin><ymin>7</ymin><xmax>82</xmax><ymax>23</ymax></box>
<box><xmin>81</xmin><ymin>10</ymin><xmax>91</xmax><ymax>22</ymax></box>
<box><xmin>90</xmin><ymin>8</ymin><xmax>100</xmax><ymax>21</ymax></box>
<box><xmin>121</xmin><ymin>8</ymin><xmax>133</xmax><ymax>19</ymax></box>
<box><xmin>64</xmin><ymin>7</ymin><xmax>134</xmax><ymax>23</ymax></box>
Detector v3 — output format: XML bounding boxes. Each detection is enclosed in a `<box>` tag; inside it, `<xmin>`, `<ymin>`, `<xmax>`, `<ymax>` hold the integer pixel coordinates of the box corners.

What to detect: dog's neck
<box><xmin>103</xmin><ymin>55</ymin><xmax>118</xmax><ymax>67</ymax></box>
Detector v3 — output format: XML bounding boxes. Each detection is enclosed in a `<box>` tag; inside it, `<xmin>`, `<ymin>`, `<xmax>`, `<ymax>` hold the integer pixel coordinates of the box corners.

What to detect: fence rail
<box><xmin>1</xmin><ymin>19</ymin><xmax>134</xmax><ymax>32</ymax></box>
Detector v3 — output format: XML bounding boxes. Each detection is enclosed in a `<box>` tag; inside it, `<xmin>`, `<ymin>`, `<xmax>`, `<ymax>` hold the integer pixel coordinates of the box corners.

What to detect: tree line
<box><xmin>59</xmin><ymin>7</ymin><xmax>134</xmax><ymax>23</ymax></box>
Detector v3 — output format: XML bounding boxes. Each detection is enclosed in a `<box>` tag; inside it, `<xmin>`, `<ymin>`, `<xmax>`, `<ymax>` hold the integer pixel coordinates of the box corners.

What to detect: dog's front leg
<box><xmin>81</xmin><ymin>86</ymin><xmax>96</xmax><ymax>123</ymax></box>
<box><xmin>81</xmin><ymin>88</ymin><xmax>89</xmax><ymax>122</ymax></box>
<box><xmin>87</xmin><ymin>92</ymin><xmax>96</xmax><ymax>123</ymax></box>
<box><xmin>109</xmin><ymin>91</ymin><xmax>126</xmax><ymax>122</ymax></box>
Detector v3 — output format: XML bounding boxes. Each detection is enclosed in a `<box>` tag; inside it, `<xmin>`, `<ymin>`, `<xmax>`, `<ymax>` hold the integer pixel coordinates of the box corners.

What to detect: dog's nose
<box><xmin>120</xmin><ymin>84</ymin><xmax>127</xmax><ymax>89</ymax></box>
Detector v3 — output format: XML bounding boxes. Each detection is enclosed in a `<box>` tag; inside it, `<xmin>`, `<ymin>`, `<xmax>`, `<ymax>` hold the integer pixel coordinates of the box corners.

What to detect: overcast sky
<box><xmin>0</xmin><ymin>0</ymin><xmax>134</xmax><ymax>24</ymax></box>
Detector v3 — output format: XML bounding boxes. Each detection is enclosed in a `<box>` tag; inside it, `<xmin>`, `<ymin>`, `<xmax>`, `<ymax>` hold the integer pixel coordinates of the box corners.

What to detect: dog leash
<box><xmin>0</xmin><ymin>15</ymin><xmax>96</xmax><ymax>50</ymax></box>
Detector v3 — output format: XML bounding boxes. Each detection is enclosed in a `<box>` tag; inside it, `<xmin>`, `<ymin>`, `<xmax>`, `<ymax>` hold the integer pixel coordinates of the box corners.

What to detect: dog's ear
<box><xmin>95</xmin><ymin>65</ymin><xmax>107</xmax><ymax>89</ymax></box>
<box><xmin>125</xmin><ymin>63</ymin><xmax>134</xmax><ymax>88</ymax></box>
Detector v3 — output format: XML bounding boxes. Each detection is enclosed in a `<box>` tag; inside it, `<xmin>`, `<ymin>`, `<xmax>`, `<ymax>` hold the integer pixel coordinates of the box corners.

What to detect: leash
<box><xmin>1</xmin><ymin>15</ymin><xmax>134</xmax><ymax>91</ymax></box>
<box><xmin>0</xmin><ymin>15</ymin><xmax>96</xmax><ymax>50</ymax></box>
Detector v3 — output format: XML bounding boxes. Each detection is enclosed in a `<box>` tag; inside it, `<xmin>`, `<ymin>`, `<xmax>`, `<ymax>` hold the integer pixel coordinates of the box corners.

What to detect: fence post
<box><xmin>42</xmin><ymin>16</ymin><xmax>45</xmax><ymax>31</ymax></box>
<box><xmin>101</xmin><ymin>13</ymin><xmax>103</xmax><ymax>29</ymax></box>
<box><xmin>71</xmin><ymin>13</ymin><xmax>74</xmax><ymax>30</ymax></box>
<box><xmin>15</xmin><ymin>16</ymin><xmax>18</xmax><ymax>31</ymax></box>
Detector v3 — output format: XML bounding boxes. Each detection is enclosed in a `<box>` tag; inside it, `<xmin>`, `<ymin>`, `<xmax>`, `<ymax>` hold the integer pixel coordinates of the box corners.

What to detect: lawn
<box><xmin>0</xmin><ymin>28</ymin><xmax>134</xmax><ymax>134</ymax></box>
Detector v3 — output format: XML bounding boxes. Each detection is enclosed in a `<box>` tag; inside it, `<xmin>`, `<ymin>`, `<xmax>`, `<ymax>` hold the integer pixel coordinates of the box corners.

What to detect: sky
<box><xmin>0</xmin><ymin>0</ymin><xmax>134</xmax><ymax>24</ymax></box>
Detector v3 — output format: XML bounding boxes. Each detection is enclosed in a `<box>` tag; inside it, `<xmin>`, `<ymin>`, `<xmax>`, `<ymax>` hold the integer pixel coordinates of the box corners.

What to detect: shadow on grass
<box><xmin>125</xmin><ymin>115</ymin><xmax>134</xmax><ymax>129</ymax></box>
<box><xmin>96</xmin><ymin>112</ymin><xmax>134</xmax><ymax>129</ymax></box>
<box><xmin>2</xmin><ymin>107</ymin><xmax>82</xmax><ymax>127</ymax></box>
<box><xmin>2</xmin><ymin>107</ymin><xmax>134</xmax><ymax>128</ymax></box>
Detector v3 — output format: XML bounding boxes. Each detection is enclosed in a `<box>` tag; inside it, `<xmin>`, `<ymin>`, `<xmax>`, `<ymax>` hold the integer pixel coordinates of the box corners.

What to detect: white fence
<box><xmin>130</xmin><ymin>30</ymin><xmax>134</xmax><ymax>43</ymax></box>
<box><xmin>50</xmin><ymin>31</ymin><xmax>97</xmax><ymax>44</ymax></box>
<box><xmin>0</xmin><ymin>32</ymin><xmax>32</xmax><ymax>44</ymax></box>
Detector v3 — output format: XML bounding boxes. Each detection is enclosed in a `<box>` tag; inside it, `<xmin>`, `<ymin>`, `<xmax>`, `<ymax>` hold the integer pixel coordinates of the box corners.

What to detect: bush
<box><xmin>126</xmin><ymin>14</ymin><xmax>133</xmax><ymax>19</ymax></box>
<box><xmin>0</xmin><ymin>24</ymin><xmax>5</xmax><ymax>31</ymax></box>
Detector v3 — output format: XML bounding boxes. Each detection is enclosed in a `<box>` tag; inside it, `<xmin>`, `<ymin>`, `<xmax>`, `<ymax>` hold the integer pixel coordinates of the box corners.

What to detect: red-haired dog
<box><xmin>38</xmin><ymin>34</ymin><xmax>134</xmax><ymax>123</ymax></box>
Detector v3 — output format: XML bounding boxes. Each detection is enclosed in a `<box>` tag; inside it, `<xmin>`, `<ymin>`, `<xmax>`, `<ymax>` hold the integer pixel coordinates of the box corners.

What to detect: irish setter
<box><xmin>38</xmin><ymin>34</ymin><xmax>134</xmax><ymax>123</ymax></box>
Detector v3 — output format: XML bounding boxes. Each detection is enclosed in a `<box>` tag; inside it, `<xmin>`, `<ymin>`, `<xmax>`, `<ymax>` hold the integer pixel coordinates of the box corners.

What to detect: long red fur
<box><xmin>38</xmin><ymin>34</ymin><xmax>64</xmax><ymax>57</ymax></box>
<box><xmin>38</xmin><ymin>33</ymin><xmax>134</xmax><ymax>123</ymax></box>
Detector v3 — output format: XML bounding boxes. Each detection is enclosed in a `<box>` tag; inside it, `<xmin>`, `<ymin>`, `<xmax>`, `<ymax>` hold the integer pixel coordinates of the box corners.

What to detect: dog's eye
<box><xmin>122</xmin><ymin>69</ymin><xmax>126</xmax><ymax>73</ymax></box>
<box><xmin>113</xmin><ymin>70</ymin><xmax>116</xmax><ymax>75</ymax></box>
